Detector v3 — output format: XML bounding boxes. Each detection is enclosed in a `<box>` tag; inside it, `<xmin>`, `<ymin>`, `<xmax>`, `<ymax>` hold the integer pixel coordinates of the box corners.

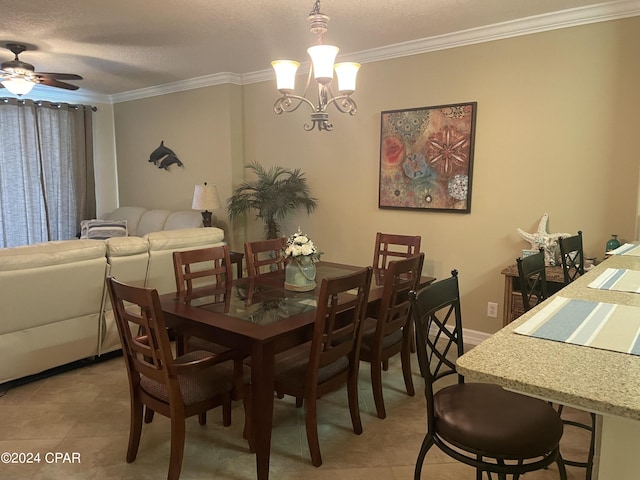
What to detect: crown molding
<box><xmin>7</xmin><ymin>0</ymin><xmax>638</xmax><ymax>104</ymax></box>
<box><xmin>110</xmin><ymin>72</ymin><xmax>242</xmax><ymax>104</ymax></box>
<box><xmin>242</xmin><ymin>0</ymin><xmax>640</xmax><ymax>85</ymax></box>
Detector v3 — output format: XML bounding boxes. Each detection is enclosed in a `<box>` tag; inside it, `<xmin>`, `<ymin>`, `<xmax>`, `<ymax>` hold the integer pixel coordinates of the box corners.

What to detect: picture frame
<box><xmin>378</xmin><ymin>102</ymin><xmax>477</xmax><ymax>213</ymax></box>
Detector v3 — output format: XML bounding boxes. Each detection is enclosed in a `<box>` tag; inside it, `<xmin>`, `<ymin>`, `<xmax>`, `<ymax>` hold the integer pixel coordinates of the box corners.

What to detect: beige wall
<box><xmin>92</xmin><ymin>102</ymin><xmax>118</xmax><ymax>218</ymax></box>
<box><xmin>111</xmin><ymin>17</ymin><xmax>640</xmax><ymax>334</ymax></box>
<box><xmin>113</xmin><ymin>84</ymin><xmax>244</xmax><ymax>241</ymax></box>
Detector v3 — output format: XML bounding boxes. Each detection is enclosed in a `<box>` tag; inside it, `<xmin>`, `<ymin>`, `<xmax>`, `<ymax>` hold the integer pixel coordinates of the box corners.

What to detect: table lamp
<box><xmin>192</xmin><ymin>182</ymin><xmax>221</xmax><ymax>227</ymax></box>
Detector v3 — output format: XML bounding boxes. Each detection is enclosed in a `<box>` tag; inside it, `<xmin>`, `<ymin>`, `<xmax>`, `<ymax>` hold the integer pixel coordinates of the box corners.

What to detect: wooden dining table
<box><xmin>160</xmin><ymin>260</ymin><xmax>435</xmax><ymax>480</ymax></box>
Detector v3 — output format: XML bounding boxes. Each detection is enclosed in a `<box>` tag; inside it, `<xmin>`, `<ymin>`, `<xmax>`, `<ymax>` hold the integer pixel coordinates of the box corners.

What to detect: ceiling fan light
<box><xmin>1</xmin><ymin>77</ymin><xmax>35</xmax><ymax>96</ymax></box>
<box><xmin>307</xmin><ymin>45</ymin><xmax>338</xmax><ymax>84</ymax></box>
<box><xmin>272</xmin><ymin>60</ymin><xmax>300</xmax><ymax>93</ymax></box>
<box><xmin>334</xmin><ymin>62</ymin><xmax>360</xmax><ymax>95</ymax></box>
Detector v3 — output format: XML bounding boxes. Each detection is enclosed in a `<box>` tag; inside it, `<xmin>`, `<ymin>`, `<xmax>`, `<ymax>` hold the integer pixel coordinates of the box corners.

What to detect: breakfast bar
<box><xmin>457</xmin><ymin>252</ymin><xmax>640</xmax><ymax>480</ymax></box>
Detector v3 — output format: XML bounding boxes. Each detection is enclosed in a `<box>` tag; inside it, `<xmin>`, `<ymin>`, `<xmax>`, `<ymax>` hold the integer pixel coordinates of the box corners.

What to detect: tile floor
<box><xmin>0</xmin><ymin>352</ymin><xmax>592</xmax><ymax>479</ymax></box>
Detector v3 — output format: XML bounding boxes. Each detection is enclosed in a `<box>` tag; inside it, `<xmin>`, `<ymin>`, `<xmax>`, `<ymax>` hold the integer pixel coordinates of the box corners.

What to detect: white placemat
<box><xmin>514</xmin><ymin>296</ymin><xmax>640</xmax><ymax>355</ymax></box>
<box><xmin>607</xmin><ymin>243</ymin><xmax>640</xmax><ymax>256</ymax></box>
<box><xmin>588</xmin><ymin>268</ymin><xmax>640</xmax><ymax>293</ymax></box>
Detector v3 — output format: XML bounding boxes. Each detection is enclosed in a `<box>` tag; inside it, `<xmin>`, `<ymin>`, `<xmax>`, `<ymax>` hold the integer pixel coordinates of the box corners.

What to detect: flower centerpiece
<box><xmin>283</xmin><ymin>227</ymin><xmax>321</xmax><ymax>292</ymax></box>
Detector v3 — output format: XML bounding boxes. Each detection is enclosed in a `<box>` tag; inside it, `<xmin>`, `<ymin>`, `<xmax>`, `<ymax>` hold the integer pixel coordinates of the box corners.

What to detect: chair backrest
<box><xmin>558</xmin><ymin>231</ymin><xmax>584</xmax><ymax>285</ymax></box>
<box><xmin>244</xmin><ymin>237</ymin><xmax>287</xmax><ymax>277</ymax></box>
<box><xmin>173</xmin><ymin>245</ymin><xmax>232</xmax><ymax>295</ymax></box>
<box><xmin>106</xmin><ymin>276</ymin><xmax>176</xmax><ymax>389</ymax></box>
<box><xmin>516</xmin><ymin>247</ymin><xmax>549</xmax><ymax>312</ymax></box>
<box><xmin>409</xmin><ymin>270</ymin><xmax>464</xmax><ymax>432</ymax></box>
<box><xmin>374</xmin><ymin>253</ymin><xmax>424</xmax><ymax>344</ymax></box>
<box><xmin>373</xmin><ymin>232</ymin><xmax>421</xmax><ymax>270</ymax></box>
<box><xmin>307</xmin><ymin>267</ymin><xmax>373</xmax><ymax>392</ymax></box>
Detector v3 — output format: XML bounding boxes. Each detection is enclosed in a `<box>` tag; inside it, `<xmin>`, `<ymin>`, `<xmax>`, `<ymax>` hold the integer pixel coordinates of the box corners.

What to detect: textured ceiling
<box><xmin>1</xmin><ymin>0</ymin><xmax>637</xmax><ymax>98</ymax></box>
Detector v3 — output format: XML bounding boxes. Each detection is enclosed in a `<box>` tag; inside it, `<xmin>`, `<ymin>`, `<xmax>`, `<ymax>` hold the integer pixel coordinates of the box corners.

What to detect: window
<box><xmin>0</xmin><ymin>99</ymin><xmax>95</xmax><ymax>248</ymax></box>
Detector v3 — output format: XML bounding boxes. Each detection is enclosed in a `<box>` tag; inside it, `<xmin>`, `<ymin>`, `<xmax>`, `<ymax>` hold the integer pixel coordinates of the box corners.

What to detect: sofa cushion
<box><xmin>80</xmin><ymin>219</ymin><xmax>128</xmax><ymax>240</ymax></box>
<box><xmin>164</xmin><ymin>211</ymin><xmax>206</xmax><ymax>230</ymax></box>
<box><xmin>137</xmin><ymin>210</ymin><xmax>172</xmax><ymax>237</ymax></box>
<box><xmin>0</xmin><ymin>240</ymin><xmax>107</xmax><ymax>271</ymax></box>
<box><xmin>104</xmin><ymin>207</ymin><xmax>148</xmax><ymax>236</ymax></box>
<box><xmin>145</xmin><ymin>228</ymin><xmax>225</xmax><ymax>251</ymax></box>
<box><xmin>105</xmin><ymin>236</ymin><xmax>149</xmax><ymax>257</ymax></box>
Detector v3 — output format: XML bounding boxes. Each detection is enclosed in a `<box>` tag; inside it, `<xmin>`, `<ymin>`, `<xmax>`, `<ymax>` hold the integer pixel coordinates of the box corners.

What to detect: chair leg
<box><xmin>556</xmin><ymin>451</ymin><xmax>569</xmax><ymax>480</ymax></box>
<box><xmin>144</xmin><ymin>406</ymin><xmax>155</xmax><ymax>423</ymax></box>
<box><xmin>222</xmin><ymin>397</ymin><xmax>231</xmax><ymax>427</ymax></box>
<box><xmin>304</xmin><ymin>395</ymin><xmax>322</xmax><ymax>467</ymax></box>
<box><xmin>127</xmin><ymin>396</ymin><xmax>144</xmax><ymax>463</ymax></box>
<box><xmin>371</xmin><ymin>359</ymin><xmax>386</xmax><ymax>419</ymax></box>
<box><xmin>167</xmin><ymin>415</ymin><xmax>186</xmax><ymax>480</ymax></box>
<box><xmin>401</xmin><ymin>341</ymin><xmax>415</xmax><ymax>397</ymax></box>
<box><xmin>295</xmin><ymin>397</ymin><xmax>303</xmax><ymax>408</ymax></box>
<box><xmin>347</xmin><ymin>367</ymin><xmax>363</xmax><ymax>435</ymax></box>
<box><xmin>414</xmin><ymin>434</ymin><xmax>434</xmax><ymax>480</ymax></box>
<box><xmin>198</xmin><ymin>412</ymin><xmax>206</xmax><ymax>425</ymax></box>
<box><xmin>242</xmin><ymin>384</ymin><xmax>254</xmax><ymax>452</ymax></box>
<box><xmin>232</xmin><ymin>359</ymin><xmax>244</xmax><ymax>401</ymax></box>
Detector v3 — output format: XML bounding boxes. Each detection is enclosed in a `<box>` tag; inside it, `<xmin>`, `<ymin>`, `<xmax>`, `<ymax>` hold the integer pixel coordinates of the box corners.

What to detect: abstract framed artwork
<box><xmin>378</xmin><ymin>102</ymin><xmax>477</xmax><ymax>213</ymax></box>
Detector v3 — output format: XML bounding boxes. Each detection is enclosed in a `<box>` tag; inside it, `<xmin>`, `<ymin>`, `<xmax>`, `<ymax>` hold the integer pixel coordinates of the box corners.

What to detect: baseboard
<box><xmin>463</xmin><ymin>328</ymin><xmax>492</xmax><ymax>346</ymax></box>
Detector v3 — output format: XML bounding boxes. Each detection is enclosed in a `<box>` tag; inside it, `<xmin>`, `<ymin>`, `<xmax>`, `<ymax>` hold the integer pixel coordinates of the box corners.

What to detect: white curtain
<box><xmin>0</xmin><ymin>99</ymin><xmax>95</xmax><ymax>248</ymax></box>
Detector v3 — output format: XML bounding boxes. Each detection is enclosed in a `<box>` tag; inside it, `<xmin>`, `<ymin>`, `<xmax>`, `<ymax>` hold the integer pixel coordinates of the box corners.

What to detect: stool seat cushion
<box><xmin>434</xmin><ymin>383</ymin><xmax>563</xmax><ymax>459</ymax></box>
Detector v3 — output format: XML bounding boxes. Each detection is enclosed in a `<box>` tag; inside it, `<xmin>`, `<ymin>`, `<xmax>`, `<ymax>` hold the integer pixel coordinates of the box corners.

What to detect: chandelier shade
<box><xmin>272</xmin><ymin>60</ymin><xmax>300</xmax><ymax>93</ymax></box>
<box><xmin>271</xmin><ymin>0</ymin><xmax>360</xmax><ymax>132</ymax></box>
<box><xmin>334</xmin><ymin>62</ymin><xmax>360</xmax><ymax>94</ymax></box>
<box><xmin>307</xmin><ymin>45</ymin><xmax>338</xmax><ymax>84</ymax></box>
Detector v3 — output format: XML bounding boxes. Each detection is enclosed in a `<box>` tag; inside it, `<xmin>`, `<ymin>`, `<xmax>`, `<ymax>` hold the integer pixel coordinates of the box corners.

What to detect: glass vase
<box><xmin>285</xmin><ymin>256</ymin><xmax>317</xmax><ymax>292</ymax></box>
<box><xmin>606</xmin><ymin>234</ymin><xmax>621</xmax><ymax>253</ymax></box>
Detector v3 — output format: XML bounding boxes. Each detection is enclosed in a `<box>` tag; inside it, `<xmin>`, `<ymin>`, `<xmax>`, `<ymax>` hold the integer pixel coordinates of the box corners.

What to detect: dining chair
<box><xmin>271</xmin><ymin>266</ymin><xmax>373</xmax><ymax>467</ymax></box>
<box><xmin>558</xmin><ymin>231</ymin><xmax>585</xmax><ymax>285</ymax></box>
<box><xmin>172</xmin><ymin>245</ymin><xmax>246</xmax><ymax>401</ymax></box>
<box><xmin>244</xmin><ymin>237</ymin><xmax>287</xmax><ymax>277</ymax></box>
<box><xmin>409</xmin><ymin>270</ymin><xmax>567</xmax><ymax>480</ymax></box>
<box><xmin>359</xmin><ymin>252</ymin><xmax>424</xmax><ymax>419</ymax></box>
<box><xmin>173</xmin><ymin>244</ymin><xmax>233</xmax><ymax>296</ymax></box>
<box><xmin>516</xmin><ymin>247</ymin><xmax>548</xmax><ymax>312</ymax></box>
<box><xmin>106</xmin><ymin>276</ymin><xmax>245</xmax><ymax>480</ymax></box>
<box><xmin>372</xmin><ymin>232</ymin><xmax>422</xmax><ymax>270</ymax></box>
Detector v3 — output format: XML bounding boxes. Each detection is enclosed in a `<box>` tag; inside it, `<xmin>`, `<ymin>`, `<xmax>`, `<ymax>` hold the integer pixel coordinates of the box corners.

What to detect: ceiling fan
<box><xmin>0</xmin><ymin>43</ymin><xmax>83</xmax><ymax>96</ymax></box>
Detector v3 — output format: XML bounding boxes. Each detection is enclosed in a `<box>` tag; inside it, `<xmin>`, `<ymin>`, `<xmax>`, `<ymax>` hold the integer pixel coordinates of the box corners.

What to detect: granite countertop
<box><xmin>458</xmin><ymin>254</ymin><xmax>640</xmax><ymax>421</ymax></box>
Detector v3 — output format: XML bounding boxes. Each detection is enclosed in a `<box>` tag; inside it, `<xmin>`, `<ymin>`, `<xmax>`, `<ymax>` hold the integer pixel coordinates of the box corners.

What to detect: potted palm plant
<box><xmin>227</xmin><ymin>162</ymin><xmax>318</xmax><ymax>239</ymax></box>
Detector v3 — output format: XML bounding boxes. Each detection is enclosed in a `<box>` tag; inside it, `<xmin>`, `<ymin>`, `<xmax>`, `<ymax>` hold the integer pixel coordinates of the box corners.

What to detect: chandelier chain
<box><xmin>309</xmin><ymin>0</ymin><xmax>321</xmax><ymax>16</ymax></box>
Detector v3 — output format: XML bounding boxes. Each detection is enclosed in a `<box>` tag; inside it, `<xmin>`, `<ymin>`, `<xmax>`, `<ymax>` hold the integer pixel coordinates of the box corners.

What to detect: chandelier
<box><xmin>271</xmin><ymin>0</ymin><xmax>360</xmax><ymax>132</ymax></box>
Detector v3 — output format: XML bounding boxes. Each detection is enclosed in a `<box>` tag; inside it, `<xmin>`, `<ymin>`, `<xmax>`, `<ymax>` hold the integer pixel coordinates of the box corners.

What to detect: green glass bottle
<box><xmin>605</xmin><ymin>234</ymin><xmax>621</xmax><ymax>253</ymax></box>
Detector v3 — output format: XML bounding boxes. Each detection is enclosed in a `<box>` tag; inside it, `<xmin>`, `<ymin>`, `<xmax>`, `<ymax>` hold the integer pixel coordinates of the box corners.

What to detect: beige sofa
<box><xmin>0</xmin><ymin>218</ymin><xmax>225</xmax><ymax>385</ymax></box>
<box><xmin>102</xmin><ymin>206</ymin><xmax>204</xmax><ymax>236</ymax></box>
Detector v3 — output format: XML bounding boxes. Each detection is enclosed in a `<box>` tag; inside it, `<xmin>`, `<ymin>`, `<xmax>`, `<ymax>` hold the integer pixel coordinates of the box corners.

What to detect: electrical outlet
<box><xmin>487</xmin><ymin>302</ymin><xmax>498</xmax><ymax>318</ymax></box>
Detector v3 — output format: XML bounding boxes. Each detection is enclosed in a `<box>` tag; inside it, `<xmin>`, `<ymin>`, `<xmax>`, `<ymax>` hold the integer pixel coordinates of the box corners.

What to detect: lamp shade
<box><xmin>307</xmin><ymin>45</ymin><xmax>339</xmax><ymax>84</ymax></box>
<box><xmin>192</xmin><ymin>183</ymin><xmax>221</xmax><ymax>211</ymax></box>
<box><xmin>1</xmin><ymin>77</ymin><xmax>35</xmax><ymax>96</ymax></box>
<box><xmin>334</xmin><ymin>62</ymin><xmax>360</xmax><ymax>95</ymax></box>
<box><xmin>272</xmin><ymin>60</ymin><xmax>300</xmax><ymax>93</ymax></box>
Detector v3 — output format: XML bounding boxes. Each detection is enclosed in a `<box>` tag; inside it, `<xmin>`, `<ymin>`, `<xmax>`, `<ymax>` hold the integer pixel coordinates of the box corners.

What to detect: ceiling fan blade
<box><xmin>38</xmin><ymin>77</ymin><xmax>80</xmax><ymax>91</ymax></box>
<box><xmin>35</xmin><ymin>72</ymin><xmax>83</xmax><ymax>80</ymax></box>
